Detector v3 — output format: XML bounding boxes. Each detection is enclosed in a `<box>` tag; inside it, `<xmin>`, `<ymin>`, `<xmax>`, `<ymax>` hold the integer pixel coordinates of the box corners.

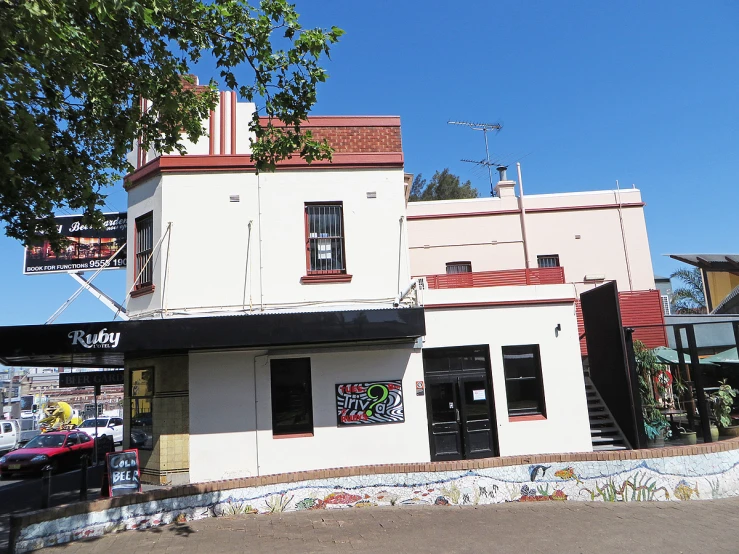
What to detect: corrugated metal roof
<box><xmin>704</xmin><ymin>347</ymin><xmax>738</xmax><ymax>364</ymax></box>
<box><xmin>668</xmin><ymin>254</ymin><xmax>739</xmax><ymax>270</ymax></box>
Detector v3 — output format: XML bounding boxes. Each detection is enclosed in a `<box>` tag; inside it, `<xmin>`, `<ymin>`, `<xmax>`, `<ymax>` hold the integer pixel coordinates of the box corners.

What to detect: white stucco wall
<box><xmin>189</xmin><ymin>351</ymin><xmax>260</xmax><ymax>483</ymax></box>
<box><xmin>422</xmin><ymin>290</ymin><xmax>593</xmax><ymax>457</ymax></box>
<box><xmin>407</xmin><ymin>188</ymin><xmax>655</xmax><ymax>294</ymax></box>
<box><xmin>127</xmin><ymin>167</ymin><xmax>409</xmax><ymax>317</ymax></box>
<box><xmin>126</xmin><ymin>176</ymin><xmax>164</xmax><ymax>314</ymax></box>
<box><xmin>188</xmin><ymin>344</ymin><xmax>429</xmax><ymax>482</ymax></box>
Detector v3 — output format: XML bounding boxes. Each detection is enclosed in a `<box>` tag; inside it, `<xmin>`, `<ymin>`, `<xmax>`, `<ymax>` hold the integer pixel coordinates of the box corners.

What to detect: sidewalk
<box><xmin>37</xmin><ymin>497</ymin><xmax>739</xmax><ymax>554</ymax></box>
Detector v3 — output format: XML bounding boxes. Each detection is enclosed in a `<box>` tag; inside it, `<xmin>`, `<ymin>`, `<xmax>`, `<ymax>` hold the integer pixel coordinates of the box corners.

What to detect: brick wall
<box><xmin>258</xmin><ymin>116</ymin><xmax>402</xmax><ymax>154</ymax></box>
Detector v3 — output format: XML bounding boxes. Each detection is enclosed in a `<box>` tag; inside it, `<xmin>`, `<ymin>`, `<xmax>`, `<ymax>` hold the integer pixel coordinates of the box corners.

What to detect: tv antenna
<box><xmin>448</xmin><ymin>120</ymin><xmax>502</xmax><ymax>196</ymax></box>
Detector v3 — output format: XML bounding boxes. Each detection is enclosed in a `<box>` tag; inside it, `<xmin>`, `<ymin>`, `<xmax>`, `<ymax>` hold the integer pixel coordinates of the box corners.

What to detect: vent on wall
<box><xmin>229</xmin><ymin>195</ymin><xmax>240</xmax><ymax>203</ymax></box>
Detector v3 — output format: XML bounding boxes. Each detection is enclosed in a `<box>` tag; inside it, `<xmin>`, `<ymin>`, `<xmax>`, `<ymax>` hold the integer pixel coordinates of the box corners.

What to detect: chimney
<box><xmin>494</xmin><ymin>166</ymin><xmax>516</xmax><ymax>198</ymax></box>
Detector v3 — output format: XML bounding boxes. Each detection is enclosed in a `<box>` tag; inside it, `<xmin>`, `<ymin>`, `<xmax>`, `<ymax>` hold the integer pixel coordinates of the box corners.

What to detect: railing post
<box><xmin>80</xmin><ymin>454</ymin><xmax>89</xmax><ymax>501</ymax></box>
<box><xmin>41</xmin><ymin>465</ymin><xmax>52</xmax><ymax>509</ymax></box>
<box><xmin>525</xmin><ymin>269</ymin><xmax>530</xmax><ymax>285</ymax></box>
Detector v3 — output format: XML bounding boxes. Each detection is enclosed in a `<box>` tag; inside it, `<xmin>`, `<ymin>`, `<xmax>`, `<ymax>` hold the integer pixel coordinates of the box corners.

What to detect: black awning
<box><xmin>0</xmin><ymin>307</ymin><xmax>425</xmax><ymax>368</ymax></box>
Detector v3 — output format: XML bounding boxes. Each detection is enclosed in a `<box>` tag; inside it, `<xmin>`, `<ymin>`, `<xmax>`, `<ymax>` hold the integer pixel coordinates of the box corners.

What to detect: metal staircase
<box><xmin>584</xmin><ymin>377</ymin><xmax>631</xmax><ymax>451</ymax></box>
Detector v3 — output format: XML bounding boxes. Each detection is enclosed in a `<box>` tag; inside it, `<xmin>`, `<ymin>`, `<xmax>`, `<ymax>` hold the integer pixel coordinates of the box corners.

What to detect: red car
<box><xmin>0</xmin><ymin>431</ymin><xmax>94</xmax><ymax>478</ymax></box>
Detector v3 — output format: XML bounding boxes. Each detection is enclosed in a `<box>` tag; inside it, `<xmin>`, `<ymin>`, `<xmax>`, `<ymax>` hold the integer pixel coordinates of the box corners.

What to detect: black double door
<box><xmin>423</xmin><ymin>346</ymin><xmax>498</xmax><ymax>461</ymax></box>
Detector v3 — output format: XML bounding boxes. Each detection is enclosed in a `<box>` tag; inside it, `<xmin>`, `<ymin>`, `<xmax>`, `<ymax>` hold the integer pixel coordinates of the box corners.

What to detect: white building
<box><xmin>0</xmin><ymin>83</ymin><xmax>666</xmax><ymax>484</ymax></box>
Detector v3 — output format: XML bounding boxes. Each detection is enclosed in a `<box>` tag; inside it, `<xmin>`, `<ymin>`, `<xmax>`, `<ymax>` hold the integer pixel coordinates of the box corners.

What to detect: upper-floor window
<box><xmin>502</xmin><ymin>344</ymin><xmax>546</xmax><ymax>418</ymax></box>
<box><xmin>661</xmin><ymin>295</ymin><xmax>671</xmax><ymax>316</ymax></box>
<box><xmin>135</xmin><ymin>213</ymin><xmax>154</xmax><ymax>288</ymax></box>
<box><xmin>446</xmin><ymin>261</ymin><xmax>472</xmax><ymax>274</ymax></box>
<box><xmin>305</xmin><ymin>203</ymin><xmax>346</xmax><ymax>274</ymax></box>
<box><xmin>537</xmin><ymin>255</ymin><xmax>560</xmax><ymax>268</ymax></box>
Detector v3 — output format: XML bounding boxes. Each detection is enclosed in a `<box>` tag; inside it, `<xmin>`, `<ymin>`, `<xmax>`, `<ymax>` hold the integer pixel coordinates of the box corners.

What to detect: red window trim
<box><xmin>300</xmin><ymin>274</ymin><xmax>353</xmax><ymax>284</ymax></box>
<box><xmin>304</xmin><ymin>202</ymin><xmax>348</xmax><ymax>278</ymax></box>
<box><xmin>130</xmin><ymin>284</ymin><xmax>156</xmax><ymax>298</ymax></box>
<box><xmin>508</xmin><ymin>414</ymin><xmax>547</xmax><ymax>422</ymax></box>
<box><xmin>272</xmin><ymin>432</ymin><xmax>314</xmax><ymax>440</ymax></box>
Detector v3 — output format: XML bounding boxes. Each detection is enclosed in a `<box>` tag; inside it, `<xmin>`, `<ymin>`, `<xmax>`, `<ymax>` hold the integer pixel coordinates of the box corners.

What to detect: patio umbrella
<box><xmin>703</xmin><ymin>347</ymin><xmax>739</xmax><ymax>364</ymax></box>
<box><xmin>652</xmin><ymin>346</ymin><xmax>714</xmax><ymax>365</ymax></box>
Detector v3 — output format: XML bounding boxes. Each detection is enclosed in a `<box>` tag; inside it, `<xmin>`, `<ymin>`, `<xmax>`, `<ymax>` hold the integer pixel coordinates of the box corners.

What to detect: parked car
<box><xmin>78</xmin><ymin>417</ymin><xmax>124</xmax><ymax>445</ymax></box>
<box><xmin>0</xmin><ymin>420</ymin><xmax>20</xmax><ymax>453</ymax></box>
<box><xmin>0</xmin><ymin>431</ymin><xmax>94</xmax><ymax>478</ymax></box>
<box><xmin>129</xmin><ymin>428</ymin><xmax>151</xmax><ymax>449</ymax></box>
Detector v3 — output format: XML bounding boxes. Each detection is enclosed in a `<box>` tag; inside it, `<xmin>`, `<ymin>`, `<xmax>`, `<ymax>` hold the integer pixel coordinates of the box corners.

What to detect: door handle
<box><xmin>455</xmin><ymin>409</ymin><xmax>460</xmax><ymax>423</ymax></box>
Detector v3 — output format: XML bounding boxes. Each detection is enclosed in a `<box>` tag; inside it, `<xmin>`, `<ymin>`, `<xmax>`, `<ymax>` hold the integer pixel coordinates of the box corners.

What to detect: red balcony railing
<box><xmin>421</xmin><ymin>267</ymin><xmax>566</xmax><ymax>289</ymax></box>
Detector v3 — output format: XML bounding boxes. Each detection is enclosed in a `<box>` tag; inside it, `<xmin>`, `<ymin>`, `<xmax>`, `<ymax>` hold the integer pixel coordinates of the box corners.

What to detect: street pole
<box><xmin>93</xmin><ymin>384</ymin><xmax>100</xmax><ymax>465</ymax></box>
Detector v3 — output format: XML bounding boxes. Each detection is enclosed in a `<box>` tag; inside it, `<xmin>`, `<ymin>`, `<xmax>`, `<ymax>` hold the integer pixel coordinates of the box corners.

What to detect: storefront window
<box><xmin>270</xmin><ymin>358</ymin><xmax>313</xmax><ymax>436</ymax></box>
<box><xmin>502</xmin><ymin>345</ymin><xmax>546</xmax><ymax>418</ymax></box>
<box><xmin>130</xmin><ymin>368</ymin><xmax>154</xmax><ymax>449</ymax></box>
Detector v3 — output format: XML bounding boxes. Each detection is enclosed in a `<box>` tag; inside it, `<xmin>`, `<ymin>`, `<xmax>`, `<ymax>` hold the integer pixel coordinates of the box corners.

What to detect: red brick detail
<box><xmin>125</xmin><ymin>152</ymin><xmax>404</xmax><ymax>188</ymax></box>
<box><xmin>308</xmin><ymin>126</ymin><xmax>402</xmax><ymax>153</ymax></box>
<box><xmin>130</xmin><ymin>284</ymin><xmax>155</xmax><ymax>298</ymax></box>
<box><xmin>300</xmin><ymin>274</ymin><xmax>353</xmax><ymax>284</ymax></box>
<box><xmin>258</xmin><ymin>116</ymin><xmax>402</xmax><ymax>153</ymax></box>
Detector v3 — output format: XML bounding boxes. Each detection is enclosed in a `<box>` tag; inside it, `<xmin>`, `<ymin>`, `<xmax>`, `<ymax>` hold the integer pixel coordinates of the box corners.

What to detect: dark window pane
<box><xmin>271</xmin><ymin>358</ymin><xmax>313</xmax><ymax>436</ymax></box>
<box><xmin>135</xmin><ymin>213</ymin><xmax>154</xmax><ymax>287</ymax></box>
<box><xmin>446</xmin><ymin>262</ymin><xmax>472</xmax><ymax>274</ymax></box>
<box><xmin>130</xmin><ymin>367</ymin><xmax>154</xmax><ymax>450</ymax></box>
<box><xmin>502</xmin><ymin>345</ymin><xmax>546</xmax><ymax>417</ymax></box>
<box><xmin>131</xmin><ymin>369</ymin><xmax>153</xmax><ymax>397</ymax></box>
<box><xmin>130</xmin><ymin>398</ymin><xmax>153</xmax><ymax>450</ymax></box>
<box><xmin>537</xmin><ymin>255</ymin><xmax>560</xmax><ymax>268</ymax></box>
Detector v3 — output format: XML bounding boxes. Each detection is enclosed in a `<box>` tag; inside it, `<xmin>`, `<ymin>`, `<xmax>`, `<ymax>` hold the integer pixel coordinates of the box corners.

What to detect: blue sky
<box><xmin>1</xmin><ymin>0</ymin><xmax>737</xmax><ymax>326</ymax></box>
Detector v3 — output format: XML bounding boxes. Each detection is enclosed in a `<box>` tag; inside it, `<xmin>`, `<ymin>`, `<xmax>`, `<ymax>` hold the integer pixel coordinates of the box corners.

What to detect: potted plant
<box><xmin>635</xmin><ymin>341</ymin><xmax>672</xmax><ymax>446</ymax></box>
<box><xmin>709</xmin><ymin>379</ymin><xmax>739</xmax><ymax>438</ymax></box>
<box><xmin>643</xmin><ymin>407</ymin><xmax>671</xmax><ymax>447</ymax></box>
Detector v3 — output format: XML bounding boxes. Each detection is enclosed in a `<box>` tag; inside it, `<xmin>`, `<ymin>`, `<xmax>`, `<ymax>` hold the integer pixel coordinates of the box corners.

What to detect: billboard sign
<box><xmin>23</xmin><ymin>213</ymin><xmax>127</xmax><ymax>275</ymax></box>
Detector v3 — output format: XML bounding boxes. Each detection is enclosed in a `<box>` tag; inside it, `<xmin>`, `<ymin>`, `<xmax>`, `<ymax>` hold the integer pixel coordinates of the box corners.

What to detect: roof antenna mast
<box><xmin>448</xmin><ymin>120</ymin><xmax>502</xmax><ymax>197</ymax></box>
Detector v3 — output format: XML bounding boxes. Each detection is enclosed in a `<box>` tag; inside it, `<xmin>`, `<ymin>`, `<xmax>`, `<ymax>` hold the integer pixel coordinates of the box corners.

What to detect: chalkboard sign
<box><xmin>106</xmin><ymin>449</ymin><xmax>141</xmax><ymax>497</ymax></box>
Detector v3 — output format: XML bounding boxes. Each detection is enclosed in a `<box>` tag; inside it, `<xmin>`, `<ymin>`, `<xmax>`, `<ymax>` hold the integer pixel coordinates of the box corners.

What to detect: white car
<box><xmin>78</xmin><ymin>417</ymin><xmax>124</xmax><ymax>445</ymax></box>
<box><xmin>0</xmin><ymin>420</ymin><xmax>20</xmax><ymax>453</ymax></box>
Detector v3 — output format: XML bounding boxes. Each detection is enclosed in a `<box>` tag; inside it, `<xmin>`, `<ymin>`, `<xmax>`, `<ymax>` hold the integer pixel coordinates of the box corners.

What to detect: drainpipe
<box><xmin>257</xmin><ymin>174</ymin><xmax>264</xmax><ymax>311</ymax></box>
<box><xmin>516</xmin><ymin>163</ymin><xmax>531</xmax><ymax>270</ymax></box>
<box><xmin>614</xmin><ymin>182</ymin><xmax>633</xmax><ymax>291</ymax></box>
<box><xmin>394</xmin><ymin>279</ymin><xmax>418</xmax><ymax>307</ymax></box>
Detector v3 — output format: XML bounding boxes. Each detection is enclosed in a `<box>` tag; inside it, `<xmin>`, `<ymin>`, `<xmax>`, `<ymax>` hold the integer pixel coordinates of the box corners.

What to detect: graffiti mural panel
<box><xmin>335</xmin><ymin>381</ymin><xmax>404</xmax><ymax>426</ymax></box>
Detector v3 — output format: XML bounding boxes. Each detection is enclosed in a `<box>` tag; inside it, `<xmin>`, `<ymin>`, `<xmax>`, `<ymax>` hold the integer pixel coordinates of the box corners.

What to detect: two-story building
<box><xmin>0</xmin><ymin>84</ymin><xmax>669</xmax><ymax>485</ymax></box>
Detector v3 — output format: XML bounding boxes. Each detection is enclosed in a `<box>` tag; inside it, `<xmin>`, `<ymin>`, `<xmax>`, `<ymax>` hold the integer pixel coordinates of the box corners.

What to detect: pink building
<box><xmin>406</xmin><ymin>166</ymin><xmax>668</xmax><ymax>353</ymax></box>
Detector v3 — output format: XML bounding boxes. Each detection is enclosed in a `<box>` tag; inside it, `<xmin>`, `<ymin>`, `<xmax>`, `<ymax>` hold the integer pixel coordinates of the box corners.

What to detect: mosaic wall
<box><xmin>14</xmin><ymin>450</ymin><xmax>739</xmax><ymax>553</ymax></box>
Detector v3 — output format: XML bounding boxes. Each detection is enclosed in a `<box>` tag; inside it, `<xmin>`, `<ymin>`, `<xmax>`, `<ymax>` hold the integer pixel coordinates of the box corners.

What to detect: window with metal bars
<box><xmin>305</xmin><ymin>204</ymin><xmax>346</xmax><ymax>274</ymax></box>
<box><xmin>537</xmin><ymin>254</ymin><xmax>560</xmax><ymax>268</ymax></box>
<box><xmin>134</xmin><ymin>213</ymin><xmax>153</xmax><ymax>288</ymax></box>
<box><xmin>446</xmin><ymin>261</ymin><xmax>472</xmax><ymax>274</ymax></box>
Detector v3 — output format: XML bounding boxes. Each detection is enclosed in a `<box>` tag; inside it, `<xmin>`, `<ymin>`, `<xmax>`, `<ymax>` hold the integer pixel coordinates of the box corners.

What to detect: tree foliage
<box><xmin>1</xmin><ymin>0</ymin><xmax>343</xmax><ymax>249</ymax></box>
<box><xmin>409</xmin><ymin>169</ymin><xmax>479</xmax><ymax>202</ymax></box>
<box><xmin>670</xmin><ymin>267</ymin><xmax>707</xmax><ymax>314</ymax></box>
